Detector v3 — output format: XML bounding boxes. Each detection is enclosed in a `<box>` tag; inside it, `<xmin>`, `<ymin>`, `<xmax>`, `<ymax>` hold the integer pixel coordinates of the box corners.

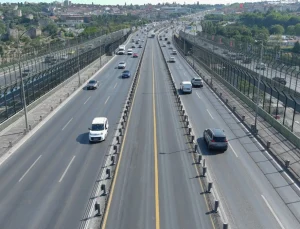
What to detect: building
<box><xmin>27</xmin><ymin>27</ymin><xmax>41</xmax><ymax>39</ymax></box>
<box><xmin>160</xmin><ymin>6</ymin><xmax>191</xmax><ymax>14</ymax></box>
<box><xmin>7</xmin><ymin>28</ymin><xmax>18</xmax><ymax>39</ymax></box>
<box><xmin>60</xmin><ymin>14</ymin><xmax>91</xmax><ymax>26</ymax></box>
<box><xmin>14</xmin><ymin>9</ymin><xmax>22</xmax><ymax>17</ymax></box>
<box><xmin>26</xmin><ymin>14</ymin><xmax>34</xmax><ymax>20</ymax></box>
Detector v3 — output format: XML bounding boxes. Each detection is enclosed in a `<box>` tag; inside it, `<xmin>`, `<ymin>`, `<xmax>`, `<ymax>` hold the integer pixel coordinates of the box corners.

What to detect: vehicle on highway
<box><xmin>222</xmin><ymin>50</ymin><xmax>229</xmax><ymax>55</ymax></box>
<box><xmin>168</xmin><ymin>46</ymin><xmax>173</xmax><ymax>49</ymax></box>
<box><xmin>203</xmin><ymin>128</ymin><xmax>228</xmax><ymax>151</ymax></box>
<box><xmin>172</xmin><ymin>50</ymin><xmax>177</xmax><ymax>55</ymax></box>
<box><xmin>118</xmin><ymin>61</ymin><xmax>126</xmax><ymax>69</ymax></box>
<box><xmin>135</xmin><ymin>41</ymin><xmax>139</xmax><ymax>44</ymax></box>
<box><xmin>131</xmin><ymin>44</ymin><xmax>136</xmax><ymax>48</ymax></box>
<box><xmin>68</xmin><ymin>50</ymin><xmax>75</xmax><ymax>55</ymax></box>
<box><xmin>138</xmin><ymin>44</ymin><xmax>142</xmax><ymax>48</ymax></box>
<box><xmin>88</xmin><ymin>117</ymin><xmax>109</xmax><ymax>143</ymax></box>
<box><xmin>162</xmin><ymin>43</ymin><xmax>166</xmax><ymax>47</ymax></box>
<box><xmin>242</xmin><ymin>57</ymin><xmax>252</xmax><ymax>64</ymax></box>
<box><xmin>256</xmin><ymin>63</ymin><xmax>266</xmax><ymax>70</ymax></box>
<box><xmin>117</xmin><ymin>45</ymin><xmax>126</xmax><ymax>55</ymax></box>
<box><xmin>169</xmin><ymin>57</ymin><xmax>176</xmax><ymax>63</ymax></box>
<box><xmin>127</xmin><ymin>49</ymin><xmax>133</xmax><ymax>55</ymax></box>
<box><xmin>165</xmin><ymin>37</ymin><xmax>168</xmax><ymax>41</ymax></box>
<box><xmin>87</xmin><ymin>80</ymin><xmax>99</xmax><ymax>90</ymax></box>
<box><xmin>122</xmin><ymin>70</ymin><xmax>131</xmax><ymax>78</ymax></box>
<box><xmin>22</xmin><ymin>68</ymin><xmax>31</xmax><ymax>77</ymax></box>
<box><xmin>272</xmin><ymin>77</ymin><xmax>287</xmax><ymax>85</ymax></box>
<box><xmin>141</xmin><ymin>39</ymin><xmax>144</xmax><ymax>42</ymax></box>
<box><xmin>180</xmin><ymin>81</ymin><xmax>192</xmax><ymax>94</ymax></box>
<box><xmin>191</xmin><ymin>77</ymin><xmax>203</xmax><ymax>87</ymax></box>
<box><xmin>131</xmin><ymin>38</ymin><xmax>135</xmax><ymax>42</ymax></box>
<box><xmin>167</xmin><ymin>41</ymin><xmax>171</xmax><ymax>44</ymax></box>
<box><xmin>133</xmin><ymin>53</ymin><xmax>138</xmax><ymax>58</ymax></box>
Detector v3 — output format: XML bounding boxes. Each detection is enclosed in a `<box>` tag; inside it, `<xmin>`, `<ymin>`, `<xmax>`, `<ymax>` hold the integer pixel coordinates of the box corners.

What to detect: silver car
<box><xmin>191</xmin><ymin>77</ymin><xmax>203</xmax><ymax>87</ymax></box>
<box><xmin>87</xmin><ymin>80</ymin><xmax>99</xmax><ymax>90</ymax></box>
<box><xmin>203</xmin><ymin>128</ymin><xmax>228</xmax><ymax>151</ymax></box>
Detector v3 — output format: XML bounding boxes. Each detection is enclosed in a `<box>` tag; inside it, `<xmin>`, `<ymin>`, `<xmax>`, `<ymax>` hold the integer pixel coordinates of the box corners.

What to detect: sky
<box><xmin>4</xmin><ymin>0</ymin><xmax>265</xmax><ymax>5</ymax></box>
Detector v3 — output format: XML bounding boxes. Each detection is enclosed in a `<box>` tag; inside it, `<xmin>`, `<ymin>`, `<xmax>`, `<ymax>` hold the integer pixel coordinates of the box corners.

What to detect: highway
<box><xmin>102</xmin><ymin>33</ymin><xmax>214</xmax><ymax>229</ymax></box>
<box><xmin>0</xmin><ymin>30</ymin><xmax>126</xmax><ymax>87</ymax></box>
<box><xmin>0</xmin><ymin>33</ymin><xmax>143</xmax><ymax>229</ymax></box>
<box><xmin>182</xmin><ymin>32</ymin><xmax>300</xmax><ymax>94</ymax></box>
<box><xmin>159</xmin><ymin>30</ymin><xmax>300</xmax><ymax>228</ymax></box>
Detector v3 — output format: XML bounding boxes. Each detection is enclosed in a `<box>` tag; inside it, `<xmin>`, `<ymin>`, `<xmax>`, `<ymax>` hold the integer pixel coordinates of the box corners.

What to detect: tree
<box><xmin>286</xmin><ymin>25</ymin><xmax>295</xmax><ymax>35</ymax></box>
<box><xmin>43</xmin><ymin>23</ymin><xmax>58</xmax><ymax>35</ymax></box>
<box><xmin>270</xmin><ymin>24</ymin><xmax>284</xmax><ymax>35</ymax></box>
<box><xmin>293</xmin><ymin>41</ymin><xmax>300</xmax><ymax>54</ymax></box>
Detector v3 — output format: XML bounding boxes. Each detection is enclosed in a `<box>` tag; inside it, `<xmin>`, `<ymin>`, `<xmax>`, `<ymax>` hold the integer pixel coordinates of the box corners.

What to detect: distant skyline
<box><xmin>3</xmin><ymin>1</ymin><xmax>268</xmax><ymax>6</ymax></box>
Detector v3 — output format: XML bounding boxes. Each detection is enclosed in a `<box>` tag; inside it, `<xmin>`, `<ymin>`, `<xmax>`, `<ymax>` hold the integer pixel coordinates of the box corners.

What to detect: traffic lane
<box><xmin>153</xmin><ymin>45</ymin><xmax>214</xmax><ymax>229</ymax></box>
<box><xmin>104</xmin><ymin>39</ymin><xmax>155</xmax><ymax>229</ymax></box>
<box><xmin>0</xmin><ymin>54</ymin><xmax>138</xmax><ymax>229</ymax></box>
<box><xmin>168</xmin><ymin>55</ymin><xmax>300</xmax><ymax>228</ymax></box>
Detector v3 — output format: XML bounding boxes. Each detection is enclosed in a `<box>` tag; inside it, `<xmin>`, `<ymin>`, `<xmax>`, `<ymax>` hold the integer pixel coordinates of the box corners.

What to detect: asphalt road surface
<box><xmin>102</xmin><ymin>34</ymin><xmax>215</xmax><ymax>229</ymax></box>
<box><xmin>0</xmin><ymin>36</ymin><xmax>143</xmax><ymax>229</ymax></box>
<box><xmin>159</xmin><ymin>30</ymin><xmax>300</xmax><ymax>229</ymax></box>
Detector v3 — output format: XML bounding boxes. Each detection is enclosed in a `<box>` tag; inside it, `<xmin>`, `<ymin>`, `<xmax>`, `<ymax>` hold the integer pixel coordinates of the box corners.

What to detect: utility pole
<box><xmin>17</xmin><ymin>30</ymin><xmax>29</xmax><ymax>132</ymax></box>
<box><xmin>76</xmin><ymin>33</ymin><xmax>81</xmax><ymax>86</ymax></box>
<box><xmin>254</xmin><ymin>41</ymin><xmax>263</xmax><ymax>133</ymax></box>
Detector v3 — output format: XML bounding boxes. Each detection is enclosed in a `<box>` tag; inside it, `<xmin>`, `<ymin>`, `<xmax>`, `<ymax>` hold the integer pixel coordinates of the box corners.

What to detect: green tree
<box><xmin>286</xmin><ymin>25</ymin><xmax>295</xmax><ymax>35</ymax></box>
<box><xmin>43</xmin><ymin>23</ymin><xmax>58</xmax><ymax>35</ymax></box>
<box><xmin>293</xmin><ymin>41</ymin><xmax>300</xmax><ymax>53</ymax></box>
<box><xmin>270</xmin><ymin>24</ymin><xmax>284</xmax><ymax>35</ymax></box>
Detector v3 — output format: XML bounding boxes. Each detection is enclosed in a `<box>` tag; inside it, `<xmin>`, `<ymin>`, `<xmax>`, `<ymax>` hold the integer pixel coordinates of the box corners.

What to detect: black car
<box><xmin>272</xmin><ymin>77</ymin><xmax>287</xmax><ymax>85</ymax></box>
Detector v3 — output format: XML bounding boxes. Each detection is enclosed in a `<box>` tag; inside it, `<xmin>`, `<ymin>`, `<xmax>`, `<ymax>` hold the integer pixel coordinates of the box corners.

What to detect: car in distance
<box><xmin>272</xmin><ymin>77</ymin><xmax>287</xmax><ymax>85</ymax></box>
<box><xmin>127</xmin><ymin>48</ymin><xmax>133</xmax><ymax>55</ymax></box>
<box><xmin>203</xmin><ymin>128</ymin><xmax>228</xmax><ymax>151</ymax></box>
<box><xmin>131</xmin><ymin>44</ymin><xmax>136</xmax><ymax>48</ymax></box>
<box><xmin>89</xmin><ymin>117</ymin><xmax>109</xmax><ymax>143</ymax></box>
<box><xmin>180</xmin><ymin>81</ymin><xmax>192</xmax><ymax>94</ymax></box>
<box><xmin>169</xmin><ymin>57</ymin><xmax>176</xmax><ymax>63</ymax></box>
<box><xmin>256</xmin><ymin>63</ymin><xmax>266</xmax><ymax>70</ymax></box>
<box><xmin>138</xmin><ymin>44</ymin><xmax>142</xmax><ymax>48</ymax></box>
<box><xmin>122</xmin><ymin>70</ymin><xmax>131</xmax><ymax>78</ymax></box>
<box><xmin>162</xmin><ymin>43</ymin><xmax>166</xmax><ymax>47</ymax></box>
<box><xmin>87</xmin><ymin>80</ymin><xmax>99</xmax><ymax>90</ymax></box>
<box><xmin>172</xmin><ymin>50</ymin><xmax>177</xmax><ymax>55</ymax></box>
<box><xmin>133</xmin><ymin>53</ymin><xmax>138</xmax><ymax>58</ymax></box>
<box><xmin>118</xmin><ymin>61</ymin><xmax>126</xmax><ymax>69</ymax></box>
<box><xmin>191</xmin><ymin>77</ymin><xmax>203</xmax><ymax>87</ymax></box>
<box><xmin>167</xmin><ymin>41</ymin><xmax>171</xmax><ymax>44</ymax></box>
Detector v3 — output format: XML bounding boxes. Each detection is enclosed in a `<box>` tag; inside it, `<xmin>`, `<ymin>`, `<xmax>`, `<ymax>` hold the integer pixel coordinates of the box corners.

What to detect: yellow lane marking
<box><xmin>101</xmin><ymin>59</ymin><xmax>142</xmax><ymax>229</ymax></box>
<box><xmin>152</xmin><ymin>46</ymin><xmax>160</xmax><ymax>229</ymax></box>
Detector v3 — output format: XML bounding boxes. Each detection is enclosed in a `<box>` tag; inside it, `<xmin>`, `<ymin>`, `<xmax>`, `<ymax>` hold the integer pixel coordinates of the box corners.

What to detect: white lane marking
<box><xmin>83</xmin><ymin>96</ymin><xmax>91</xmax><ymax>104</ymax></box>
<box><xmin>261</xmin><ymin>195</ymin><xmax>285</xmax><ymax>229</ymax></box>
<box><xmin>228</xmin><ymin>142</ymin><xmax>238</xmax><ymax>158</ymax></box>
<box><xmin>206</xmin><ymin>109</ymin><xmax>214</xmax><ymax>119</ymax></box>
<box><xmin>19</xmin><ymin>155</ymin><xmax>42</xmax><ymax>182</ymax></box>
<box><xmin>113</xmin><ymin>82</ymin><xmax>118</xmax><ymax>89</ymax></box>
<box><xmin>105</xmin><ymin>96</ymin><xmax>110</xmax><ymax>105</ymax></box>
<box><xmin>59</xmin><ymin>156</ymin><xmax>76</xmax><ymax>183</ymax></box>
<box><xmin>62</xmin><ymin>118</ymin><xmax>73</xmax><ymax>131</ymax></box>
<box><xmin>196</xmin><ymin>91</ymin><xmax>201</xmax><ymax>99</ymax></box>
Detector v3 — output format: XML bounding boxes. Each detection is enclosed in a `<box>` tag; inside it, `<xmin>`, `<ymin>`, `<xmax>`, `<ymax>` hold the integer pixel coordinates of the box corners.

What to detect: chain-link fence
<box><xmin>175</xmin><ymin>33</ymin><xmax>300</xmax><ymax>137</ymax></box>
<box><xmin>0</xmin><ymin>30</ymin><xmax>130</xmax><ymax>124</ymax></box>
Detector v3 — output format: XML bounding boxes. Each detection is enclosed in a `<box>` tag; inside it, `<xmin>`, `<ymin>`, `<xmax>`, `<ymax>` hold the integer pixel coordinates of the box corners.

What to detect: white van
<box><xmin>117</xmin><ymin>45</ymin><xmax>126</xmax><ymax>55</ymax></box>
<box><xmin>89</xmin><ymin>117</ymin><xmax>109</xmax><ymax>143</ymax></box>
<box><xmin>180</xmin><ymin>81</ymin><xmax>192</xmax><ymax>94</ymax></box>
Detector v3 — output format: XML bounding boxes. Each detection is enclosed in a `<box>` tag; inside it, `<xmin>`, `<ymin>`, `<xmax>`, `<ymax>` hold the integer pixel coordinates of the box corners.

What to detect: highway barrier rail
<box><xmin>157</xmin><ymin>29</ymin><xmax>226</xmax><ymax>229</ymax></box>
<box><xmin>176</xmin><ymin>34</ymin><xmax>300</xmax><ymax>141</ymax></box>
<box><xmin>0</xmin><ymin>30</ymin><xmax>130</xmax><ymax>125</ymax></box>
<box><xmin>173</xmin><ymin>33</ymin><xmax>300</xmax><ymax>187</ymax></box>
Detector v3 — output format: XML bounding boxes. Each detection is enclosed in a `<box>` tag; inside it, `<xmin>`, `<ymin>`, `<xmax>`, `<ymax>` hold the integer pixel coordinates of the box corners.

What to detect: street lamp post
<box><xmin>254</xmin><ymin>41</ymin><xmax>263</xmax><ymax>133</ymax></box>
<box><xmin>75</xmin><ymin>33</ymin><xmax>81</xmax><ymax>86</ymax></box>
<box><xmin>17</xmin><ymin>30</ymin><xmax>29</xmax><ymax>131</ymax></box>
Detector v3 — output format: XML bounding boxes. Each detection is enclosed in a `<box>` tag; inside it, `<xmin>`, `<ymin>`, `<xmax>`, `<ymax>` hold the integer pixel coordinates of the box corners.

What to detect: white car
<box><xmin>89</xmin><ymin>117</ymin><xmax>109</xmax><ymax>143</ymax></box>
<box><xmin>118</xmin><ymin>61</ymin><xmax>126</xmax><ymax>69</ymax></box>
<box><xmin>169</xmin><ymin>57</ymin><xmax>176</xmax><ymax>63</ymax></box>
<box><xmin>191</xmin><ymin>77</ymin><xmax>203</xmax><ymax>87</ymax></box>
<box><xmin>127</xmin><ymin>49</ymin><xmax>133</xmax><ymax>55</ymax></box>
<box><xmin>180</xmin><ymin>81</ymin><xmax>192</xmax><ymax>94</ymax></box>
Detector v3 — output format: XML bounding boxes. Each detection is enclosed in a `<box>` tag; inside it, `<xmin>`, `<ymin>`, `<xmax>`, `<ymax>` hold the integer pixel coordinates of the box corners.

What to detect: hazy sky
<box><xmin>4</xmin><ymin>0</ymin><xmax>264</xmax><ymax>5</ymax></box>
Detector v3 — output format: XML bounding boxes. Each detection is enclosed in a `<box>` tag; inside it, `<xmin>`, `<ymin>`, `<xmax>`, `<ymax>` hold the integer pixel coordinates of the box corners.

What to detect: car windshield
<box><xmin>123</xmin><ymin>71</ymin><xmax>130</xmax><ymax>73</ymax></box>
<box><xmin>194</xmin><ymin>79</ymin><xmax>201</xmax><ymax>81</ymax></box>
<box><xmin>91</xmin><ymin>124</ymin><xmax>104</xmax><ymax>131</ymax></box>
<box><xmin>89</xmin><ymin>80</ymin><xmax>96</xmax><ymax>84</ymax></box>
<box><xmin>120</xmin><ymin>62</ymin><xmax>125</xmax><ymax>64</ymax></box>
